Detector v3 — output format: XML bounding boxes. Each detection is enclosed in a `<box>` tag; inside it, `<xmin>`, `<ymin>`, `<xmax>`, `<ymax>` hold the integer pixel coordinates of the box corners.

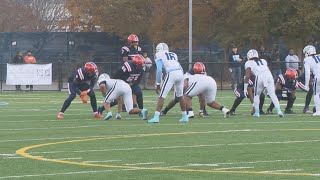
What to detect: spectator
<box><xmin>271</xmin><ymin>48</ymin><xmax>282</xmax><ymax>81</ymax></box>
<box><xmin>285</xmin><ymin>49</ymin><xmax>300</xmax><ymax>71</ymax></box>
<box><xmin>259</xmin><ymin>45</ymin><xmax>271</xmax><ymax>64</ymax></box>
<box><xmin>142</xmin><ymin>52</ymin><xmax>152</xmax><ymax>89</ymax></box>
<box><xmin>228</xmin><ymin>46</ymin><xmax>243</xmax><ymax>89</ymax></box>
<box><xmin>24</xmin><ymin>50</ymin><xmax>37</xmax><ymax>91</ymax></box>
<box><xmin>12</xmin><ymin>51</ymin><xmax>24</xmax><ymax>91</ymax></box>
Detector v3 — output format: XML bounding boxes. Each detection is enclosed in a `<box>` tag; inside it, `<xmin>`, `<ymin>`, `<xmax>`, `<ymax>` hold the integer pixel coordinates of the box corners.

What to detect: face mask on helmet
<box><xmin>156</xmin><ymin>43</ymin><xmax>169</xmax><ymax>53</ymax></box>
<box><xmin>84</xmin><ymin>62</ymin><xmax>98</xmax><ymax>76</ymax></box>
<box><xmin>133</xmin><ymin>55</ymin><xmax>145</xmax><ymax>68</ymax></box>
<box><xmin>193</xmin><ymin>62</ymin><xmax>206</xmax><ymax>74</ymax></box>
<box><xmin>128</xmin><ymin>34</ymin><xmax>139</xmax><ymax>45</ymax></box>
<box><xmin>285</xmin><ymin>68</ymin><xmax>297</xmax><ymax>79</ymax></box>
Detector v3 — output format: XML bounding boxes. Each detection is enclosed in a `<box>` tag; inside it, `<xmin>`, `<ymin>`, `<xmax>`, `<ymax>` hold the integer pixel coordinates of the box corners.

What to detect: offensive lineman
<box><xmin>148</xmin><ymin>43</ymin><xmax>188</xmax><ymax>123</ymax></box>
<box><xmin>161</xmin><ymin>62</ymin><xmax>210</xmax><ymax>118</ymax></box>
<box><xmin>184</xmin><ymin>63</ymin><xmax>230</xmax><ymax>118</ymax></box>
<box><xmin>303</xmin><ymin>45</ymin><xmax>320</xmax><ymax>116</ymax></box>
<box><xmin>57</xmin><ymin>62</ymin><xmax>103</xmax><ymax>119</ymax></box>
<box><xmin>244</xmin><ymin>49</ymin><xmax>283</xmax><ymax>117</ymax></box>
<box><xmin>97</xmin><ymin>73</ymin><xmax>148</xmax><ymax>120</ymax></box>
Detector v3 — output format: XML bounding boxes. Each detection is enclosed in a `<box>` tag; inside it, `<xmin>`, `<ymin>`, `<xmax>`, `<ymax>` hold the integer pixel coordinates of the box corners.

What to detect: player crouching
<box><xmin>266</xmin><ymin>68</ymin><xmax>298</xmax><ymax>114</ymax></box>
<box><xmin>97</xmin><ymin>73</ymin><xmax>148</xmax><ymax>120</ymax></box>
<box><xmin>57</xmin><ymin>62</ymin><xmax>102</xmax><ymax>119</ymax></box>
<box><xmin>184</xmin><ymin>63</ymin><xmax>230</xmax><ymax>118</ymax></box>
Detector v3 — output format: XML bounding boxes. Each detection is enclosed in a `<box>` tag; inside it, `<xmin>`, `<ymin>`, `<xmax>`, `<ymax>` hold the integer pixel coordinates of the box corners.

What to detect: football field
<box><xmin>0</xmin><ymin>90</ymin><xmax>320</xmax><ymax>180</ymax></box>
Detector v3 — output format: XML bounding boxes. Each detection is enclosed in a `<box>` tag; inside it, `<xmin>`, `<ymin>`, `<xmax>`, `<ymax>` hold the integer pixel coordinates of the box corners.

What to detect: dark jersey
<box><xmin>277</xmin><ymin>74</ymin><xmax>298</xmax><ymax>91</ymax></box>
<box><xmin>113</xmin><ymin>61</ymin><xmax>144</xmax><ymax>85</ymax></box>
<box><xmin>68</xmin><ymin>67</ymin><xmax>97</xmax><ymax>94</ymax></box>
<box><xmin>121</xmin><ymin>45</ymin><xmax>142</xmax><ymax>61</ymax></box>
<box><xmin>237</xmin><ymin>76</ymin><xmax>254</xmax><ymax>90</ymax></box>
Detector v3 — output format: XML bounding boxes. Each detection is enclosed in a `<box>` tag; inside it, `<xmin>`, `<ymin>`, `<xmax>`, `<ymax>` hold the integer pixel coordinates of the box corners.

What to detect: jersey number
<box><xmin>165</xmin><ymin>52</ymin><xmax>176</xmax><ymax>60</ymax></box>
<box><xmin>255</xmin><ymin>59</ymin><xmax>264</xmax><ymax>66</ymax></box>
<box><xmin>126</xmin><ymin>74</ymin><xmax>140</xmax><ymax>82</ymax></box>
<box><xmin>314</xmin><ymin>55</ymin><xmax>320</xmax><ymax>63</ymax></box>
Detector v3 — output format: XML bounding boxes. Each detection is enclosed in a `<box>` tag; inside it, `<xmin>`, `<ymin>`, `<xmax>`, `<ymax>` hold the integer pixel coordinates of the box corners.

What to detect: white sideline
<box><xmin>56</xmin><ymin>157</ymin><xmax>82</xmax><ymax>160</ymax></box>
<box><xmin>30</xmin><ymin>139</ymin><xmax>320</xmax><ymax>155</ymax></box>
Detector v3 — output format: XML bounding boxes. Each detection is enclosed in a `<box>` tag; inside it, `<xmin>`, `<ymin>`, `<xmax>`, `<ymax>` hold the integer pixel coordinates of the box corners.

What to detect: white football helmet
<box><xmin>247</xmin><ymin>49</ymin><xmax>259</xmax><ymax>60</ymax></box>
<box><xmin>97</xmin><ymin>73</ymin><xmax>110</xmax><ymax>85</ymax></box>
<box><xmin>303</xmin><ymin>45</ymin><xmax>316</xmax><ymax>57</ymax></box>
<box><xmin>156</xmin><ymin>43</ymin><xmax>169</xmax><ymax>53</ymax></box>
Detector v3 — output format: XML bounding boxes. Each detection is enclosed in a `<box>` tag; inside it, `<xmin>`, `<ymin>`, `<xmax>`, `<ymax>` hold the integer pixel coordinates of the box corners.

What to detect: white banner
<box><xmin>6</xmin><ymin>64</ymin><xmax>52</xmax><ymax>85</ymax></box>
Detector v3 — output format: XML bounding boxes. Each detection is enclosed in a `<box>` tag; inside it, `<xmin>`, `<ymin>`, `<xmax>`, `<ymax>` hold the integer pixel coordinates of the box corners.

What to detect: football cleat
<box><xmin>222</xmin><ymin>108</ymin><xmax>230</xmax><ymax>118</ymax></box>
<box><xmin>179</xmin><ymin>117</ymin><xmax>189</xmax><ymax>123</ymax></box>
<box><xmin>148</xmin><ymin>117</ymin><xmax>159</xmax><ymax>123</ymax></box>
<box><xmin>277</xmin><ymin>111</ymin><xmax>284</xmax><ymax>117</ymax></box>
<box><xmin>97</xmin><ymin>106</ymin><xmax>103</xmax><ymax>115</ymax></box>
<box><xmin>312</xmin><ymin>112</ymin><xmax>320</xmax><ymax>116</ymax></box>
<box><xmin>141</xmin><ymin>109</ymin><xmax>148</xmax><ymax>120</ymax></box>
<box><xmin>93</xmin><ymin>112</ymin><xmax>103</xmax><ymax>119</ymax></box>
<box><xmin>188</xmin><ymin>111</ymin><xmax>195</xmax><ymax>118</ymax></box>
<box><xmin>199</xmin><ymin>112</ymin><xmax>204</xmax><ymax>117</ymax></box>
<box><xmin>252</xmin><ymin>113</ymin><xmax>260</xmax><ymax>117</ymax></box>
<box><xmin>160</xmin><ymin>111</ymin><xmax>167</xmax><ymax>116</ymax></box>
<box><xmin>229</xmin><ymin>111</ymin><xmax>236</xmax><ymax>116</ymax></box>
<box><xmin>104</xmin><ymin>112</ymin><xmax>113</xmax><ymax>120</ymax></box>
<box><xmin>57</xmin><ymin>112</ymin><xmax>64</xmax><ymax>119</ymax></box>
<box><xmin>116</xmin><ymin>113</ymin><xmax>122</xmax><ymax>120</ymax></box>
<box><xmin>266</xmin><ymin>109</ymin><xmax>273</xmax><ymax>114</ymax></box>
<box><xmin>284</xmin><ymin>108</ymin><xmax>294</xmax><ymax>114</ymax></box>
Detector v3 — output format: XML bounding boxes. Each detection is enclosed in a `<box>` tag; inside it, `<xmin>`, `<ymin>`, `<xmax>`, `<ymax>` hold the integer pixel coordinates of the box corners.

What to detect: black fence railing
<box><xmin>0</xmin><ymin>61</ymin><xmax>302</xmax><ymax>92</ymax></box>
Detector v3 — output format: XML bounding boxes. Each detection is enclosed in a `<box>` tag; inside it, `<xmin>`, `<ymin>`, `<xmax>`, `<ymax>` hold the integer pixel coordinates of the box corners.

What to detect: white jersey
<box><xmin>155</xmin><ymin>51</ymin><xmax>182</xmax><ymax>73</ymax></box>
<box><xmin>185</xmin><ymin>74</ymin><xmax>217</xmax><ymax>103</ymax></box>
<box><xmin>304</xmin><ymin>54</ymin><xmax>320</xmax><ymax>79</ymax></box>
<box><xmin>244</xmin><ymin>59</ymin><xmax>270</xmax><ymax>76</ymax></box>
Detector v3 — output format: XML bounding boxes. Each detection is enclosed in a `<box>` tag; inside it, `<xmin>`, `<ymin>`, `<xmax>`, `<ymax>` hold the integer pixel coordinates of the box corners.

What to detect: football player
<box><xmin>184</xmin><ymin>63</ymin><xmax>230</xmax><ymax>118</ymax></box>
<box><xmin>244</xmin><ymin>49</ymin><xmax>283</xmax><ymax>117</ymax></box>
<box><xmin>298</xmin><ymin>72</ymin><xmax>315</xmax><ymax>113</ymax></box>
<box><xmin>98</xmin><ymin>73</ymin><xmax>148</xmax><ymax>120</ymax></box>
<box><xmin>303</xmin><ymin>45</ymin><xmax>320</xmax><ymax>116</ymax></box>
<box><xmin>113</xmin><ymin>55</ymin><xmax>145</xmax><ymax>110</ymax></box>
<box><xmin>230</xmin><ymin>75</ymin><xmax>265</xmax><ymax>115</ymax></box>
<box><xmin>161</xmin><ymin>62</ymin><xmax>210</xmax><ymax>118</ymax></box>
<box><xmin>266</xmin><ymin>68</ymin><xmax>298</xmax><ymax>114</ymax></box>
<box><xmin>57</xmin><ymin>62</ymin><xmax>102</xmax><ymax>119</ymax></box>
<box><xmin>121</xmin><ymin>34</ymin><xmax>142</xmax><ymax>63</ymax></box>
<box><xmin>148</xmin><ymin>43</ymin><xmax>188</xmax><ymax>123</ymax></box>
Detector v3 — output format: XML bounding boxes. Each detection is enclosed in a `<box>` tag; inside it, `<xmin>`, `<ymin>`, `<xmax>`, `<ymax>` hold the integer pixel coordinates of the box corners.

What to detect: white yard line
<box><xmin>0</xmin><ymin>125</ymin><xmax>103</xmax><ymax>131</ymax></box>
<box><xmin>82</xmin><ymin>160</ymin><xmax>122</xmax><ymax>163</ymax></box>
<box><xmin>213</xmin><ymin>167</ymin><xmax>254</xmax><ymax>170</ymax></box>
<box><xmin>0</xmin><ymin>169</ymin><xmax>137</xmax><ymax>179</ymax></box>
<box><xmin>30</xmin><ymin>139</ymin><xmax>320</xmax><ymax>155</ymax></box>
<box><xmin>124</xmin><ymin>162</ymin><xmax>164</xmax><ymax>166</ymax></box>
<box><xmin>0</xmin><ymin>135</ymin><xmax>106</xmax><ymax>143</ymax></box>
<box><xmin>55</xmin><ymin>157</ymin><xmax>82</xmax><ymax>160</ymax></box>
<box><xmin>261</xmin><ymin>169</ymin><xmax>303</xmax><ymax>172</ymax></box>
<box><xmin>0</xmin><ymin>153</ymin><xmax>16</xmax><ymax>156</ymax></box>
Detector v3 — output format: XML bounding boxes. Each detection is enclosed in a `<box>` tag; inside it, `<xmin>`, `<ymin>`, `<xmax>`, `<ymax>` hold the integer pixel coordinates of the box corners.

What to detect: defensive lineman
<box><xmin>57</xmin><ymin>62</ymin><xmax>102</xmax><ymax>119</ymax></box>
<box><xmin>97</xmin><ymin>73</ymin><xmax>148</xmax><ymax>120</ymax></box>
<box><xmin>148</xmin><ymin>43</ymin><xmax>188</xmax><ymax>123</ymax></box>
<box><xmin>244</xmin><ymin>49</ymin><xmax>283</xmax><ymax>117</ymax></box>
<box><xmin>303</xmin><ymin>45</ymin><xmax>320</xmax><ymax>116</ymax></box>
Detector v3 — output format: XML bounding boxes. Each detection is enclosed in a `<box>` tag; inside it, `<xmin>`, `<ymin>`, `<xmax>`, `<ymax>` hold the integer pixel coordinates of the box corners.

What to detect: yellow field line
<box><xmin>16</xmin><ymin>130</ymin><xmax>320</xmax><ymax>177</ymax></box>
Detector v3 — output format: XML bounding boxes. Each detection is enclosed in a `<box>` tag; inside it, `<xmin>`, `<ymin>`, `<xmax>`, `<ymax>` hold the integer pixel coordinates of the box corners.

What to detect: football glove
<box><xmin>80</xmin><ymin>94</ymin><xmax>88</xmax><ymax>103</ymax></box>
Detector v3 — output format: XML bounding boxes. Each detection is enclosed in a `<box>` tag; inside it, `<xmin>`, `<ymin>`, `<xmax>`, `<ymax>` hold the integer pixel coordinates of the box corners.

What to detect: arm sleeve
<box><xmin>304</xmin><ymin>63</ymin><xmax>311</xmax><ymax>87</ymax></box>
<box><xmin>121</xmin><ymin>46</ymin><xmax>129</xmax><ymax>57</ymax></box>
<box><xmin>155</xmin><ymin>60</ymin><xmax>163</xmax><ymax>85</ymax></box>
<box><xmin>89</xmin><ymin>78</ymin><xmax>96</xmax><ymax>90</ymax></box>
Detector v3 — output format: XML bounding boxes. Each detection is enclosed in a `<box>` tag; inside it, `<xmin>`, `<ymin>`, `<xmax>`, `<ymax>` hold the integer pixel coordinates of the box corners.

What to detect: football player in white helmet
<box><xmin>303</xmin><ymin>45</ymin><xmax>320</xmax><ymax>116</ymax></box>
<box><xmin>148</xmin><ymin>43</ymin><xmax>188</xmax><ymax>123</ymax></box>
<box><xmin>97</xmin><ymin>73</ymin><xmax>148</xmax><ymax>120</ymax></box>
<box><xmin>244</xmin><ymin>49</ymin><xmax>283</xmax><ymax>117</ymax></box>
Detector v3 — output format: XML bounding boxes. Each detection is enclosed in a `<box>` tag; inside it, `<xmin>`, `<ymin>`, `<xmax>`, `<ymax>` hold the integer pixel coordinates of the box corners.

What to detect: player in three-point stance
<box><xmin>97</xmin><ymin>73</ymin><xmax>148</xmax><ymax>120</ymax></box>
<box><xmin>244</xmin><ymin>49</ymin><xmax>283</xmax><ymax>117</ymax></box>
<box><xmin>57</xmin><ymin>62</ymin><xmax>103</xmax><ymax>119</ymax></box>
<box><xmin>161</xmin><ymin>62</ymin><xmax>210</xmax><ymax>118</ymax></box>
<box><xmin>303</xmin><ymin>45</ymin><xmax>320</xmax><ymax>116</ymax></box>
<box><xmin>148</xmin><ymin>43</ymin><xmax>188</xmax><ymax>123</ymax></box>
<box><xmin>184</xmin><ymin>63</ymin><xmax>230</xmax><ymax>118</ymax></box>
